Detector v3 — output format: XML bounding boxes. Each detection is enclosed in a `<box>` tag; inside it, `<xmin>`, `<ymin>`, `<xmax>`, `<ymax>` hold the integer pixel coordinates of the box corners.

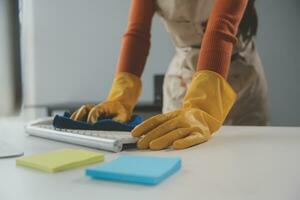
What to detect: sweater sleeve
<box><xmin>116</xmin><ymin>0</ymin><xmax>155</xmax><ymax>77</ymax></box>
<box><xmin>197</xmin><ymin>0</ymin><xmax>249</xmax><ymax>78</ymax></box>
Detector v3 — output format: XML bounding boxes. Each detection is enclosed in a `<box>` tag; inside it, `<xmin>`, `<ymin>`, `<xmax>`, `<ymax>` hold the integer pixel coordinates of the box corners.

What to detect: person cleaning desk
<box><xmin>71</xmin><ymin>0</ymin><xmax>268</xmax><ymax>150</ymax></box>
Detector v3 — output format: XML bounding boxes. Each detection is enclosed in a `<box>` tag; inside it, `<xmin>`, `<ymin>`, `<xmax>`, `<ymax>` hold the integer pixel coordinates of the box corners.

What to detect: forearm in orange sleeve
<box><xmin>197</xmin><ymin>0</ymin><xmax>249</xmax><ymax>78</ymax></box>
<box><xmin>116</xmin><ymin>0</ymin><xmax>155</xmax><ymax>77</ymax></box>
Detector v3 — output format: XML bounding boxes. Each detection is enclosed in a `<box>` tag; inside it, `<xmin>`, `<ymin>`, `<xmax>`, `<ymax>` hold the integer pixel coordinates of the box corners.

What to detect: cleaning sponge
<box><xmin>86</xmin><ymin>155</ymin><xmax>181</xmax><ymax>185</ymax></box>
<box><xmin>16</xmin><ymin>149</ymin><xmax>104</xmax><ymax>173</ymax></box>
<box><xmin>53</xmin><ymin>112</ymin><xmax>142</xmax><ymax>131</ymax></box>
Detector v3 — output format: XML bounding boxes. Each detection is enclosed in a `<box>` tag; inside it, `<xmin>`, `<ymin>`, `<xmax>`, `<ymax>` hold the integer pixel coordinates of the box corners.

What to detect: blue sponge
<box><xmin>86</xmin><ymin>155</ymin><xmax>181</xmax><ymax>185</ymax></box>
<box><xmin>53</xmin><ymin>112</ymin><xmax>142</xmax><ymax>132</ymax></box>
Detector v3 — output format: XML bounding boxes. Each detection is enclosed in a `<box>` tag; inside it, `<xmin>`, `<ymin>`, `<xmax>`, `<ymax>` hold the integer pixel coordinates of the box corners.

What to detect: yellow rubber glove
<box><xmin>71</xmin><ymin>72</ymin><xmax>141</xmax><ymax>123</ymax></box>
<box><xmin>132</xmin><ymin>70</ymin><xmax>237</xmax><ymax>150</ymax></box>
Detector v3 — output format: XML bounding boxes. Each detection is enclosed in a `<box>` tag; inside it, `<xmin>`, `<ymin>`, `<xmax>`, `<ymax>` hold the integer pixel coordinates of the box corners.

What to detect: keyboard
<box><xmin>25</xmin><ymin>118</ymin><xmax>138</xmax><ymax>152</ymax></box>
<box><xmin>35</xmin><ymin>124</ymin><xmax>135</xmax><ymax>141</ymax></box>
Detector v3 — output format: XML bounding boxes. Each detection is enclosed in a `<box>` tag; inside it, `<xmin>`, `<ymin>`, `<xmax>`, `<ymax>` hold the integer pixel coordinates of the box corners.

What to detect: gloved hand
<box><xmin>132</xmin><ymin>70</ymin><xmax>237</xmax><ymax>150</ymax></box>
<box><xmin>71</xmin><ymin>72</ymin><xmax>141</xmax><ymax>123</ymax></box>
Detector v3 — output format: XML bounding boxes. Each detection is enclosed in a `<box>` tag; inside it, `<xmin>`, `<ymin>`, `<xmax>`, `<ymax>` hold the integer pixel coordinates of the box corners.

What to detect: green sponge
<box><xmin>16</xmin><ymin>148</ymin><xmax>104</xmax><ymax>173</ymax></box>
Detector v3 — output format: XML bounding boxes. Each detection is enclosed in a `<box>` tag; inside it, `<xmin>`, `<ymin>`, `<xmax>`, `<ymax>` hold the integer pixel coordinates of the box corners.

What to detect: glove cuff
<box><xmin>107</xmin><ymin>72</ymin><xmax>142</xmax><ymax>114</ymax></box>
<box><xmin>183</xmin><ymin>70</ymin><xmax>237</xmax><ymax>125</ymax></box>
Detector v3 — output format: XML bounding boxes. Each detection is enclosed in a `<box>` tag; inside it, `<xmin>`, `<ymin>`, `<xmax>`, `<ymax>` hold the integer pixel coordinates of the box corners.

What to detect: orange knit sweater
<box><xmin>116</xmin><ymin>0</ymin><xmax>248</xmax><ymax>78</ymax></box>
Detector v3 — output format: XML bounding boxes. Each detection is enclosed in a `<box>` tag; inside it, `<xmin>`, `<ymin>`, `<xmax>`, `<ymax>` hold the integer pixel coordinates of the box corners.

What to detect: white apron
<box><xmin>155</xmin><ymin>0</ymin><xmax>269</xmax><ymax>125</ymax></box>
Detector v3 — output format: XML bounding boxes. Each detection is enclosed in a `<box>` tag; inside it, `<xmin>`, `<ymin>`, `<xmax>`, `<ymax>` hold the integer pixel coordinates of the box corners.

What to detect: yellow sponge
<box><xmin>16</xmin><ymin>149</ymin><xmax>104</xmax><ymax>173</ymax></box>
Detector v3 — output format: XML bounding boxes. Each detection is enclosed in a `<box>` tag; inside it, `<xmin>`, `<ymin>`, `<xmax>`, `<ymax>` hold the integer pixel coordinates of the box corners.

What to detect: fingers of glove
<box><xmin>70</xmin><ymin>104</ymin><xmax>94</xmax><ymax>121</ymax></box>
<box><xmin>172</xmin><ymin>132</ymin><xmax>209</xmax><ymax>150</ymax></box>
<box><xmin>87</xmin><ymin>102</ymin><xmax>129</xmax><ymax>124</ymax></box>
<box><xmin>87</xmin><ymin>106</ymin><xmax>106</xmax><ymax>124</ymax></box>
<box><xmin>136</xmin><ymin>118</ymin><xmax>180</xmax><ymax>149</ymax></box>
<box><xmin>70</xmin><ymin>111</ymin><xmax>78</xmax><ymax>120</ymax></box>
<box><xmin>132</xmin><ymin>111</ymin><xmax>179</xmax><ymax>137</ymax></box>
<box><xmin>149</xmin><ymin>128</ymin><xmax>193</xmax><ymax>150</ymax></box>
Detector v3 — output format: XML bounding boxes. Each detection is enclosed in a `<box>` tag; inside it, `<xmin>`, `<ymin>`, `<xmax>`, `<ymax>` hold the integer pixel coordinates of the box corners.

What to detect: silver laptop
<box><xmin>25</xmin><ymin>118</ymin><xmax>138</xmax><ymax>152</ymax></box>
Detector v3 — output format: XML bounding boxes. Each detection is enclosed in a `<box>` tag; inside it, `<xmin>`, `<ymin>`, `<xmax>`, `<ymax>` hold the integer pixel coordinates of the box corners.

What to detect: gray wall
<box><xmin>21</xmin><ymin>0</ymin><xmax>300</xmax><ymax>126</ymax></box>
<box><xmin>21</xmin><ymin>0</ymin><xmax>174</xmax><ymax>106</ymax></box>
<box><xmin>256</xmin><ymin>0</ymin><xmax>300</xmax><ymax>126</ymax></box>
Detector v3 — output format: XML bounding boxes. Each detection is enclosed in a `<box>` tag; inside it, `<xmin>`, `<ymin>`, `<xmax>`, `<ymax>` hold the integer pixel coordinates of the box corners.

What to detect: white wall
<box><xmin>21</xmin><ymin>0</ymin><xmax>300</xmax><ymax>126</ymax></box>
<box><xmin>256</xmin><ymin>0</ymin><xmax>300</xmax><ymax>126</ymax></box>
<box><xmin>21</xmin><ymin>0</ymin><xmax>174</xmax><ymax>106</ymax></box>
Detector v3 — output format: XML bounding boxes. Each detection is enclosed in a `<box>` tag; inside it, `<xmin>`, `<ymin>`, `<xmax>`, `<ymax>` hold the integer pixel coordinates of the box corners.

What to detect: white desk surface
<box><xmin>0</xmin><ymin>119</ymin><xmax>299</xmax><ymax>200</ymax></box>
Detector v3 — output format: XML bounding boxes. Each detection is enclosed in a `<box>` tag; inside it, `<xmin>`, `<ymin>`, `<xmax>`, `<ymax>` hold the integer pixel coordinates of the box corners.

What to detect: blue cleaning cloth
<box><xmin>53</xmin><ymin>112</ymin><xmax>142</xmax><ymax>132</ymax></box>
<box><xmin>86</xmin><ymin>155</ymin><xmax>181</xmax><ymax>185</ymax></box>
